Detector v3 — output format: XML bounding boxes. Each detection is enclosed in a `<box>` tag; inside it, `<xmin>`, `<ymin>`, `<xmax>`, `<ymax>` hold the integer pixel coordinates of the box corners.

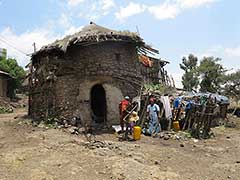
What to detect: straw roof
<box><xmin>33</xmin><ymin>22</ymin><xmax>157</xmax><ymax>58</ymax></box>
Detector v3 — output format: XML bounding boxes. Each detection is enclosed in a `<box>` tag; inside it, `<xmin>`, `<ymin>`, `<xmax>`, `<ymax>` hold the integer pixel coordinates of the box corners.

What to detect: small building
<box><xmin>0</xmin><ymin>48</ymin><xmax>7</xmax><ymax>59</ymax></box>
<box><xmin>29</xmin><ymin>22</ymin><xmax>165</xmax><ymax>127</ymax></box>
<box><xmin>0</xmin><ymin>70</ymin><xmax>12</xmax><ymax>99</ymax></box>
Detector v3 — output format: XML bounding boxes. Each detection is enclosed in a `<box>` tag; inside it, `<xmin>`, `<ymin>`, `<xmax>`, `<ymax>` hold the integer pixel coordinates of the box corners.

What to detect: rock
<box><xmin>175</xmin><ymin>135</ymin><xmax>180</xmax><ymax>140</ymax></box>
<box><xmin>154</xmin><ymin>160</ymin><xmax>160</xmax><ymax>165</ymax></box>
<box><xmin>98</xmin><ymin>171</ymin><xmax>106</xmax><ymax>175</ymax></box>
<box><xmin>78</xmin><ymin>127</ymin><xmax>85</xmax><ymax>133</ymax></box>
<box><xmin>236</xmin><ymin>161</ymin><xmax>240</xmax><ymax>164</ymax></box>
<box><xmin>134</xmin><ymin>144</ymin><xmax>140</xmax><ymax>148</ymax></box>
<box><xmin>159</xmin><ymin>133</ymin><xmax>165</xmax><ymax>139</ymax></box>
<box><xmin>69</xmin><ymin>127</ymin><xmax>77</xmax><ymax>134</ymax></box>
<box><xmin>97</xmin><ymin>151</ymin><xmax>106</xmax><ymax>156</ymax></box>
<box><xmin>205</xmin><ymin>153</ymin><xmax>211</xmax><ymax>157</ymax></box>
<box><xmin>180</xmin><ymin>143</ymin><xmax>184</xmax><ymax>147</ymax></box>
<box><xmin>70</xmin><ymin>117</ymin><xmax>77</xmax><ymax>126</ymax></box>
<box><xmin>226</xmin><ymin>136</ymin><xmax>230</xmax><ymax>139</ymax></box>
<box><xmin>127</xmin><ymin>154</ymin><xmax>133</xmax><ymax>157</ymax></box>
<box><xmin>58</xmin><ymin>125</ymin><xmax>64</xmax><ymax>129</ymax></box>
<box><xmin>163</xmin><ymin>135</ymin><xmax>170</xmax><ymax>140</ymax></box>
<box><xmin>193</xmin><ymin>139</ymin><xmax>199</xmax><ymax>143</ymax></box>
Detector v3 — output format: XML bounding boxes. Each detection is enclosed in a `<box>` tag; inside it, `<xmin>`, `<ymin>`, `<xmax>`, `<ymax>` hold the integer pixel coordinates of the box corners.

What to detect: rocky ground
<box><xmin>0</xmin><ymin>108</ymin><xmax>240</xmax><ymax>180</ymax></box>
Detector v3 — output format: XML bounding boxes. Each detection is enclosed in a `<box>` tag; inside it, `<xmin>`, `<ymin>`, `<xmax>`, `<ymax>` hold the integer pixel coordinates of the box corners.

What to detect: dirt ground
<box><xmin>0</xmin><ymin>108</ymin><xmax>240</xmax><ymax>180</ymax></box>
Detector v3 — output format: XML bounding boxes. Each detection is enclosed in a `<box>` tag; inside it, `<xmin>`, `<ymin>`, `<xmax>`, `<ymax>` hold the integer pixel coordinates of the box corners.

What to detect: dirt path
<box><xmin>0</xmin><ymin>108</ymin><xmax>240</xmax><ymax>180</ymax></box>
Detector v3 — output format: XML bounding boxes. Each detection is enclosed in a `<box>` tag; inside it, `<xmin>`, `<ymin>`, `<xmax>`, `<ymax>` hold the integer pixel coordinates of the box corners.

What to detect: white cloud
<box><xmin>68</xmin><ymin>0</ymin><xmax>85</xmax><ymax>7</ymax></box>
<box><xmin>0</xmin><ymin>27</ymin><xmax>58</xmax><ymax>67</ymax></box>
<box><xmin>63</xmin><ymin>25</ymin><xmax>83</xmax><ymax>36</ymax></box>
<box><xmin>149</xmin><ymin>0</ymin><xmax>217</xmax><ymax>20</ymax></box>
<box><xmin>0</xmin><ymin>23</ymin><xmax>85</xmax><ymax>68</ymax></box>
<box><xmin>225</xmin><ymin>46</ymin><xmax>240</xmax><ymax>57</ymax></box>
<box><xmin>177</xmin><ymin>0</ymin><xmax>217</xmax><ymax>9</ymax></box>
<box><xmin>115</xmin><ymin>0</ymin><xmax>218</xmax><ymax>21</ymax></box>
<box><xmin>74</xmin><ymin>0</ymin><xmax>115</xmax><ymax>20</ymax></box>
<box><xmin>102</xmin><ymin>0</ymin><xmax>115</xmax><ymax>10</ymax></box>
<box><xmin>148</xmin><ymin>2</ymin><xmax>179</xmax><ymax>20</ymax></box>
<box><xmin>59</xmin><ymin>13</ymin><xmax>72</xmax><ymax>29</ymax></box>
<box><xmin>115</xmin><ymin>2</ymin><xmax>146</xmax><ymax>21</ymax></box>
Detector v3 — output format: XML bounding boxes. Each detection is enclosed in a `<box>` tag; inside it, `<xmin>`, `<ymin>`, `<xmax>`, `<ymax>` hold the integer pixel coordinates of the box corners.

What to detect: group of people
<box><xmin>118</xmin><ymin>92</ymin><xmax>225</xmax><ymax>139</ymax></box>
<box><xmin>119</xmin><ymin>96</ymin><xmax>162</xmax><ymax>138</ymax></box>
<box><xmin>173</xmin><ymin>94</ymin><xmax>222</xmax><ymax>127</ymax></box>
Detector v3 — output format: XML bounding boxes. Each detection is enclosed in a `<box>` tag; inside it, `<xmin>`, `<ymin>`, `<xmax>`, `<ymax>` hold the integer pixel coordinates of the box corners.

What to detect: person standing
<box><xmin>147</xmin><ymin>98</ymin><xmax>161</xmax><ymax>136</ymax></box>
<box><xmin>173</xmin><ymin>96</ymin><xmax>182</xmax><ymax>121</ymax></box>
<box><xmin>119</xmin><ymin>96</ymin><xmax>131</xmax><ymax>132</ymax></box>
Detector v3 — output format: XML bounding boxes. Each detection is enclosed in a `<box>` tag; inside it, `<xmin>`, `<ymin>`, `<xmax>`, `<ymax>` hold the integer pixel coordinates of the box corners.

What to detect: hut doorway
<box><xmin>90</xmin><ymin>84</ymin><xmax>107</xmax><ymax>124</ymax></box>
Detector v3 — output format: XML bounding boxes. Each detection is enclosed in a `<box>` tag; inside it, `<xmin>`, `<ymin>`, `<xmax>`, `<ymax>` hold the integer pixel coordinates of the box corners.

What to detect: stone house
<box><xmin>0</xmin><ymin>70</ymin><xmax>12</xmax><ymax>99</ymax></box>
<box><xmin>29</xmin><ymin>22</ymin><xmax>162</xmax><ymax>127</ymax></box>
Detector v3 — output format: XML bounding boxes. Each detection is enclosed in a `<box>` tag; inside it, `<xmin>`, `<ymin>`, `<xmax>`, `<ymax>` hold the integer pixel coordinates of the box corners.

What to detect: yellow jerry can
<box><xmin>173</xmin><ymin>121</ymin><xmax>180</xmax><ymax>131</ymax></box>
<box><xmin>133</xmin><ymin>126</ymin><xmax>141</xmax><ymax>140</ymax></box>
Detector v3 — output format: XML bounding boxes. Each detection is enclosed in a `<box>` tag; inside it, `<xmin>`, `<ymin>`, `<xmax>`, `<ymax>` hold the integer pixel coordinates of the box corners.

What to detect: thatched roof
<box><xmin>32</xmin><ymin>22</ymin><xmax>158</xmax><ymax>59</ymax></box>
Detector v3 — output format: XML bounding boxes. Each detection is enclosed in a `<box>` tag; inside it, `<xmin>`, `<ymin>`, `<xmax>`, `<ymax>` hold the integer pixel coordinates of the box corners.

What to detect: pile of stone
<box><xmin>0</xmin><ymin>97</ymin><xmax>14</xmax><ymax>113</ymax></box>
<box><xmin>159</xmin><ymin>131</ymin><xmax>192</xmax><ymax>141</ymax></box>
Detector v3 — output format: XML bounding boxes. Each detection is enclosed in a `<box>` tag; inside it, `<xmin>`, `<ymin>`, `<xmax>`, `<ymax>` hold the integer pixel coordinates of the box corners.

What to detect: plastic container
<box><xmin>173</xmin><ymin>121</ymin><xmax>180</xmax><ymax>131</ymax></box>
<box><xmin>133</xmin><ymin>126</ymin><xmax>141</xmax><ymax>140</ymax></box>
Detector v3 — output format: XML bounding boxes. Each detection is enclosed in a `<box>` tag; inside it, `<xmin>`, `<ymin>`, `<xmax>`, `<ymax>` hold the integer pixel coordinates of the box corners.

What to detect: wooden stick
<box><xmin>140</xmin><ymin>96</ymin><xmax>150</xmax><ymax>127</ymax></box>
<box><xmin>123</xmin><ymin>104</ymin><xmax>138</xmax><ymax>122</ymax></box>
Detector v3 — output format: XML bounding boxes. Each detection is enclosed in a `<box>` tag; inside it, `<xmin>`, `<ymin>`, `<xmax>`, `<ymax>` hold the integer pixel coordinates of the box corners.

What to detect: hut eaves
<box><xmin>32</xmin><ymin>22</ymin><xmax>158</xmax><ymax>59</ymax></box>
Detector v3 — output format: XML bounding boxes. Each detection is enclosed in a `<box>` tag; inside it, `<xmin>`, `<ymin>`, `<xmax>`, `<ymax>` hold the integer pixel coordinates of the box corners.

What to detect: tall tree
<box><xmin>180</xmin><ymin>54</ymin><xmax>199</xmax><ymax>91</ymax></box>
<box><xmin>198</xmin><ymin>57</ymin><xmax>225</xmax><ymax>93</ymax></box>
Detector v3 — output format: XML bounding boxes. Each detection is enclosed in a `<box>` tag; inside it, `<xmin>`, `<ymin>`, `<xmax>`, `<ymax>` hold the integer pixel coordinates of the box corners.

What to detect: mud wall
<box><xmin>0</xmin><ymin>76</ymin><xmax>8</xmax><ymax>97</ymax></box>
<box><xmin>31</xmin><ymin>42</ymin><xmax>143</xmax><ymax>126</ymax></box>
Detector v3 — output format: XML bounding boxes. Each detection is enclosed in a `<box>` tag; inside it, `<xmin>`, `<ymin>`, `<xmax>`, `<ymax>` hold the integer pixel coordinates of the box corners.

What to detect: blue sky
<box><xmin>0</xmin><ymin>0</ymin><xmax>239</xmax><ymax>87</ymax></box>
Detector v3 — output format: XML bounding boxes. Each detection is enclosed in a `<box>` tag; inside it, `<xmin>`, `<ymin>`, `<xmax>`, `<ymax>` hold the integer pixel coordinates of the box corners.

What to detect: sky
<box><xmin>0</xmin><ymin>0</ymin><xmax>239</xmax><ymax>87</ymax></box>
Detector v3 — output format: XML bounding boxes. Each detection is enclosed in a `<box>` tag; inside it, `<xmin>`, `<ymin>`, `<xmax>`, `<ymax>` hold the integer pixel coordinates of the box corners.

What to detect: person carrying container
<box><xmin>119</xmin><ymin>96</ymin><xmax>131</xmax><ymax>132</ymax></box>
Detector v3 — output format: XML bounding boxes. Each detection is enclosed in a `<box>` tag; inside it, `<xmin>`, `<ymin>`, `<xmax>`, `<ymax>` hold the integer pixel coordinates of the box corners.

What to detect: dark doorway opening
<box><xmin>91</xmin><ymin>84</ymin><xmax>107</xmax><ymax>124</ymax></box>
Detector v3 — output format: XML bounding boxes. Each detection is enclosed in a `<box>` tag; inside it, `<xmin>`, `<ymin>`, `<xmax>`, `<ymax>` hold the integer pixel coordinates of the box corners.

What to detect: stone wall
<box><xmin>31</xmin><ymin>41</ymin><xmax>143</xmax><ymax>126</ymax></box>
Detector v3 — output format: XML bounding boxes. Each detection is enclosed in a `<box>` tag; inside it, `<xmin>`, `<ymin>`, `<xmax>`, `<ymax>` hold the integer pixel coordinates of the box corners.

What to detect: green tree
<box><xmin>223</xmin><ymin>70</ymin><xmax>240</xmax><ymax>100</ymax></box>
<box><xmin>198</xmin><ymin>57</ymin><xmax>225</xmax><ymax>93</ymax></box>
<box><xmin>0</xmin><ymin>56</ymin><xmax>26</xmax><ymax>97</ymax></box>
<box><xmin>180</xmin><ymin>54</ymin><xmax>199</xmax><ymax>91</ymax></box>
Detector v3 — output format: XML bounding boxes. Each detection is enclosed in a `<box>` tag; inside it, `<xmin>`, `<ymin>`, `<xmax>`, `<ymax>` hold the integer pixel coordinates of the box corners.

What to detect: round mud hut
<box><xmin>30</xmin><ymin>22</ymin><xmax>158</xmax><ymax>127</ymax></box>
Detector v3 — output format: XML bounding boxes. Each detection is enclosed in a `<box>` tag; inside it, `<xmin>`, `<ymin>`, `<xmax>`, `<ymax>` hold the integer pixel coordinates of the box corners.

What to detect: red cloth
<box><xmin>119</xmin><ymin>99</ymin><xmax>130</xmax><ymax>131</ymax></box>
<box><xmin>119</xmin><ymin>99</ymin><xmax>130</xmax><ymax>113</ymax></box>
<box><xmin>139</xmin><ymin>55</ymin><xmax>153</xmax><ymax>67</ymax></box>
